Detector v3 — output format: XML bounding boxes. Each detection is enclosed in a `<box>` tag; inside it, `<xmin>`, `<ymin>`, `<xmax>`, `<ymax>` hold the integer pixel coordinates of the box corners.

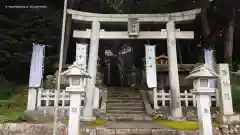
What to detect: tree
<box><xmin>199</xmin><ymin>0</ymin><xmax>239</xmax><ymax>69</ymax></box>
<box><xmin>105</xmin><ymin>0</ymin><xmax>176</xmax><ymax>13</ymax></box>
<box><xmin>0</xmin><ymin>7</ymin><xmax>62</xmax><ymax>83</ymax></box>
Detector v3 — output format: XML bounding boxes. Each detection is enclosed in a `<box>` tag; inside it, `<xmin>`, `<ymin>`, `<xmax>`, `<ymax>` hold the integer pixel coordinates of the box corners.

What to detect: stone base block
<box><xmin>80</xmin><ymin>116</ymin><xmax>96</xmax><ymax>121</ymax></box>
<box><xmin>24</xmin><ymin>109</ymin><xmax>68</xmax><ymax>121</ymax></box>
<box><xmin>216</xmin><ymin>114</ymin><xmax>240</xmax><ymax>124</ymax></box>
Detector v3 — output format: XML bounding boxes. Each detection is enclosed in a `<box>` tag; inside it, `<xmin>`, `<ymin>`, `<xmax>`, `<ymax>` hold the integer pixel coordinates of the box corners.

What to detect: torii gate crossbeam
<box><xmin>73</xmin><ymin>30</ymin><xmax>194</xmax><ymax>39</ymax></box>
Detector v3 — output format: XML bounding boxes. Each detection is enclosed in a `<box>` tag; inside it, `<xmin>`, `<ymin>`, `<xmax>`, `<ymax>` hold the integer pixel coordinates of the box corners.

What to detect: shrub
<box><xmin>0</xmin><ymin>75</ymin><xmax>13</xmax><ymax>100</ymax></box>
<box><xmin>232</xmin><ymin>85</ymin><xmax>240</xmax><ymax>112</ymax></box>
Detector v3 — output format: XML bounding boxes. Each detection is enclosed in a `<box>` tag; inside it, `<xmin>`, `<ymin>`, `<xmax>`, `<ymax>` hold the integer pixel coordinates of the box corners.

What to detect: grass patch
<box><xmin>0</xmin><ymin>77</ymin><xmax>28</xmax><ymax>123</ymax></box>
<box><xmin>0</xmin><ymin>98</ymin><xmax>26</xmax><ymax>123</ymax></box>
<box><xmin>87</xmin><ymin>119</ymin><xmax>105</xmax><ymax>126</ymax></box>
<box><xmin>153</xmin><ymin>120</ymin><xmax>219</xmax><ymax>130</ymax></box>
<box><xmin>231</xmin><ymin>84</ymin><xmax>240</xmax><ymax>112</ymax></box>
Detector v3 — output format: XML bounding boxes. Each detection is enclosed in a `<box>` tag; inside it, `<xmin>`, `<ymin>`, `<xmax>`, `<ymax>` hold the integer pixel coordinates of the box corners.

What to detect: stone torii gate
<box><xmin>64</xmin><ymin>8</ymin><xmax>201</xmax><ymax>120</ymax></box>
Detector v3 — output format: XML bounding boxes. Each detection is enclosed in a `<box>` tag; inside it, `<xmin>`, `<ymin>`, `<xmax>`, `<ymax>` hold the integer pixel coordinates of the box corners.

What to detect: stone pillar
<box><xmin>82</xmin><ymin>21</ymin><xmax>100</xmax><ymax>121</ymax></box>
<box><xmin>166</xmin><ymin>21</ymin><xmax>182</xmax><ymax>118</ymax></box>
<box><xmin>196</xmin><ymin>94</ymin><xmax>213</xmax><ymax>135</ymax></box>
<box><xmin>27</xmin><ymin>88</ymin><xmax>37</xmax><ymax>111</ymax></box>
<box><xmin>218</xmin><ymin>64</ymin><xmax>234</xmax><ymax>115</ymax></box>
<box><xmin>62</xmin><ymin>15</ymin><xmax>72</xmax><ymax>65</ymax></box>
<box><xmin>68</xmin><ymin>94</ymin><xmax>82</xmax><ymax>135</ymax></box>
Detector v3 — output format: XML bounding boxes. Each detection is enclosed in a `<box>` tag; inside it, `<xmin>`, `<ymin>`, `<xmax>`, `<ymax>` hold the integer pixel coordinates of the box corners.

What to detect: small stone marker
<box><xmin>217</xmin><ymin>64</ymin><xmax>234</xmax><ymax>115</ymax></box>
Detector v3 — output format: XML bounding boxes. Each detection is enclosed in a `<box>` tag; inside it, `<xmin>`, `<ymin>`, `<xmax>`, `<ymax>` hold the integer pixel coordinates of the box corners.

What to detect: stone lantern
<box><xmin>185</xmin><ymin>64</ymin><xmax>219</xmax><ymax>135</ymax></box>
<box><xmin>61</xmin><ymin>61</ymin><xmax>91</xmax><ymax>135</ymax></box>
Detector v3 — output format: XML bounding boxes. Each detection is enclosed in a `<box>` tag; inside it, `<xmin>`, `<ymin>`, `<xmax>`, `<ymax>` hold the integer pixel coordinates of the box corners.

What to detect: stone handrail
<box><xmin>139</xmin><ymin>90</ymin><xmax>154</xmax><ymax>115</ymax></box>
<box><xmin>99</xmin><ymin>89</ymin><xmax>107</xmax><ymax>113</ymax></box>
<box><xmin>93</xmin><ymin>87</ymin><xmax>100</xmax><ymax>109</ymax></box>
<box><xmin>67</xmin><ymin>8</ymin><xmax>201</xmax><ymax>23</ymax></box>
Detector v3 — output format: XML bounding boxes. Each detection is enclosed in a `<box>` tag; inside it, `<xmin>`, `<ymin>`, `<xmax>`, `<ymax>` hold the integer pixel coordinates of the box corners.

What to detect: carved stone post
<box><xmin>218</xmin><ymin>64</ymin><xmax>234</xmax><ymax>115</ymax></box>
<box><xmin>217</xmin><ymin>64</ymin><xmax>239</xmax><ymax>124</ymax></box>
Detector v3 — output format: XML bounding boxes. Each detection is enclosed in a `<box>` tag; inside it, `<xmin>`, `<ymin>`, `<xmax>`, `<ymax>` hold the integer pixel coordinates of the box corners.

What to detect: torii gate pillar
<box><xmin>82</xmin><ymin>21</ymin><xmax>100</xmax><ymax>121</ymax></box>
<box><xmin>167</xmin><ymin>21</ymin><xmax>183</xmax><ymax>119</ymax></box>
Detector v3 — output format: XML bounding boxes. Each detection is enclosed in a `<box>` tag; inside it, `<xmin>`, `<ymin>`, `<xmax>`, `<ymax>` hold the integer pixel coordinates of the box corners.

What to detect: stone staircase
<box><xmin>99</xmin><ymin>88</ymin><xmax>152</xmax><ymax>121</ymax></box>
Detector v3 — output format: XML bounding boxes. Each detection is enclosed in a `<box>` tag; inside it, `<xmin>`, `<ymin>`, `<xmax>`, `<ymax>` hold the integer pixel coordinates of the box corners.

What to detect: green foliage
<box><xmin>0</xmin><ymin>109</ymin><xmax>26</xmax><ymax>123</ymax></box>
<box><xmin>44</xmin><ymin>75</ymin><xmax>56</xmax><ymax>89</ymax></box>
<box><xmin>153</xmin><ymin>120</ymin><xmax>219</xmax><ymax>130</ymax></box>
<box><xmin>87</xmin><ymin>119</ymin><xmax>105</xmax><ymax>126</ymax></box>
<box><xmin>0</xmin><ymin>94</ymin><xmax>27</xmax><ymax>123</ymax></box>
<box><xmin>153</xmin><ymin>120</ymin><xmax>199</xmax><ymax>130</ymax></box>
<box><xmin>63</xmin><ymin>119</ymin><xmax>105</xmax><ymax>126</ymax></box>
<box><xmin>231</xmin><ymin>85</ymin><xmax>240</xmax><ymax>112</ymax></box>
<box><xmin>0</xmin><ymin>75</ymin><xmax>13</xmax><ymax>100</ymax></box>
<box><xmin>105</xmin><ymin>0</ymin><xmax>176</xmax><ymax>13</ymax></box>
<box><xmin>0</xmin><ymin>76</ymin><xmax>27</xmax><ymax>123</ymax></box>
<box><xmin>1</xmin><ymin>8</ymin><xmax>61</xmax><ymax>83</ymax></box>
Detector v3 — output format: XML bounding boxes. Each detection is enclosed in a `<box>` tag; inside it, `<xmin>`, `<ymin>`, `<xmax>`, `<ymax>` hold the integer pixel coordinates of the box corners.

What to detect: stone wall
<box><xmin>0</xmin><ymin>123</ymin><xmax>67</xmax><ymax>135</ymax></box>
<box><xmin>219</xmin><ymin>124</ymin><xmax>240</xmax><ymax>134</ymax></box>
<box><xmin>152</xmin><ymin>107</ymin><xmax>220</xmax><ymax>121</ymax></box>
<box><xmin>0</xmin><ymin>123</ymin><xmax>224</xmax><ymax>135</ymax></box>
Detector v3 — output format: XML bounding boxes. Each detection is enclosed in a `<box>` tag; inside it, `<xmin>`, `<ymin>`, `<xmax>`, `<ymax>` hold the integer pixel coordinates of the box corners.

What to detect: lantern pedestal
<box><xmin>80</xmin><ymin>116</ymin><xmax>96</xmax><ymax>121</ymax></box>
<box><xmin>66</xmin><ymin>87</ymin><xmax>85</xmax><ymax>135</ymax></box>
<box><xmin>192</xmin><ymin>89</ymin><xmax>214</xmax><ymax>135</ymax></box>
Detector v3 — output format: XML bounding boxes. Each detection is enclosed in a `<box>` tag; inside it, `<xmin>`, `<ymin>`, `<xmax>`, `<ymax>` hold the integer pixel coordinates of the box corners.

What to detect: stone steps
<box><xmin>107</xmin><ymin>99</ymin><xmax>142</xmax><ymax>103</ymax></box>
<box><xmin>108</xmin><ymin>93</ymin><xmax>140</xmax><ymax>96</ymax></box>
<box><xmin>103</xmin><ymin>89</ymin><xmax>150</xmax><ymax>121</ymax></box>
<box><xmin>103</xmin><ymin>113</ymin><xmax>147</xmax><ymax>117</ymax></box>
<box><xmin>108</xmin><ymin>106</ymin><xmax>145</xmax><ymax>111</ymax></box>
<box><xmin>107</xmin><ymin>92</ymin><xmax>139</xmax><ymax>95</ymax></box>
<box><xmin>107</xmin><ymin>109</ymin><xmax>145</xmax><ymax>114</ymax></box>
<box><xmin>99</xmin><ymin>113</ymin><xmax>152</xmax><ymax>121</ymax></box>
<box><xmin>107</xmin><ymin>96</ymin><xmax>141</xmax><ymax>100</ymax></box>
<box><xmin>107</xmin><ymin>102</ymin><xmax>144</xmax><ymax>107</ymax></box>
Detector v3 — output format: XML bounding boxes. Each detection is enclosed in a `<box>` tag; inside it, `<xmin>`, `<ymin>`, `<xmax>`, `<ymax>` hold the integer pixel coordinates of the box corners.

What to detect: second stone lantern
<box><xmin>185</xmin><ymin>64</ymin><xmax>219</xmax><ymax>135</ymax></box>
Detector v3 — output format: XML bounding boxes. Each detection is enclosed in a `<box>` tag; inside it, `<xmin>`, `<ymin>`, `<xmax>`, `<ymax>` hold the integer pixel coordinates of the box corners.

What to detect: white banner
<box><xmin>76</xmin><ymin>43</ymin><xmax>88</xmax><ymax>70</ymax></box>
<box><xmin>204</xmin><ymin>49</ymin><xmax>214</xmax><ymax>88</ymax></box>
<box><xmin>29</xmin><ymin>43</ymin><xmax>45</xmax><ymax>88</ymax></box>
<box><xmin>145</xmin><ymin>45</ymin><xmax>157</xmax><ymax>88</ymax></box>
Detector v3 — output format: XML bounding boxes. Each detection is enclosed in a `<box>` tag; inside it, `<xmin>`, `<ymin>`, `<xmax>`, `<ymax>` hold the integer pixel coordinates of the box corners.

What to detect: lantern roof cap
<box><xmin>185</xmin><ymin>64</ymin><xmax>219</xmax><ymax>80</ymax></box>
<box><xmin>61</xmin><ymin>61</ymin><xmax>91</xmax><ymax>78</ymax></box>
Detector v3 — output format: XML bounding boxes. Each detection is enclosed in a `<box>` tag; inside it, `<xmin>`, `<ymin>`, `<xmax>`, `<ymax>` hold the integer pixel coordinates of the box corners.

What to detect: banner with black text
<box><xmin>145</xmin><ymin>45</ymin><xmax>157</xmax><ymax>88</ymax></box>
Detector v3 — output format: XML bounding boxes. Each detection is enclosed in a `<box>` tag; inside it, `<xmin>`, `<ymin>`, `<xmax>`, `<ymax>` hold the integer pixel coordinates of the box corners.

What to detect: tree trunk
<box><xmin>198</xmin><ymin>0</ymin><xmax>211</xmax><ymax>62</ymax></box>
<box><xmin>200</xmin><ymin>0</ymin><xmax>211</xmax><ymax>42</ymax></box>
<box><xmin>224</xmin><ymin>8</ymin><xmax>235</xmax><ymax>69</ymax></box>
